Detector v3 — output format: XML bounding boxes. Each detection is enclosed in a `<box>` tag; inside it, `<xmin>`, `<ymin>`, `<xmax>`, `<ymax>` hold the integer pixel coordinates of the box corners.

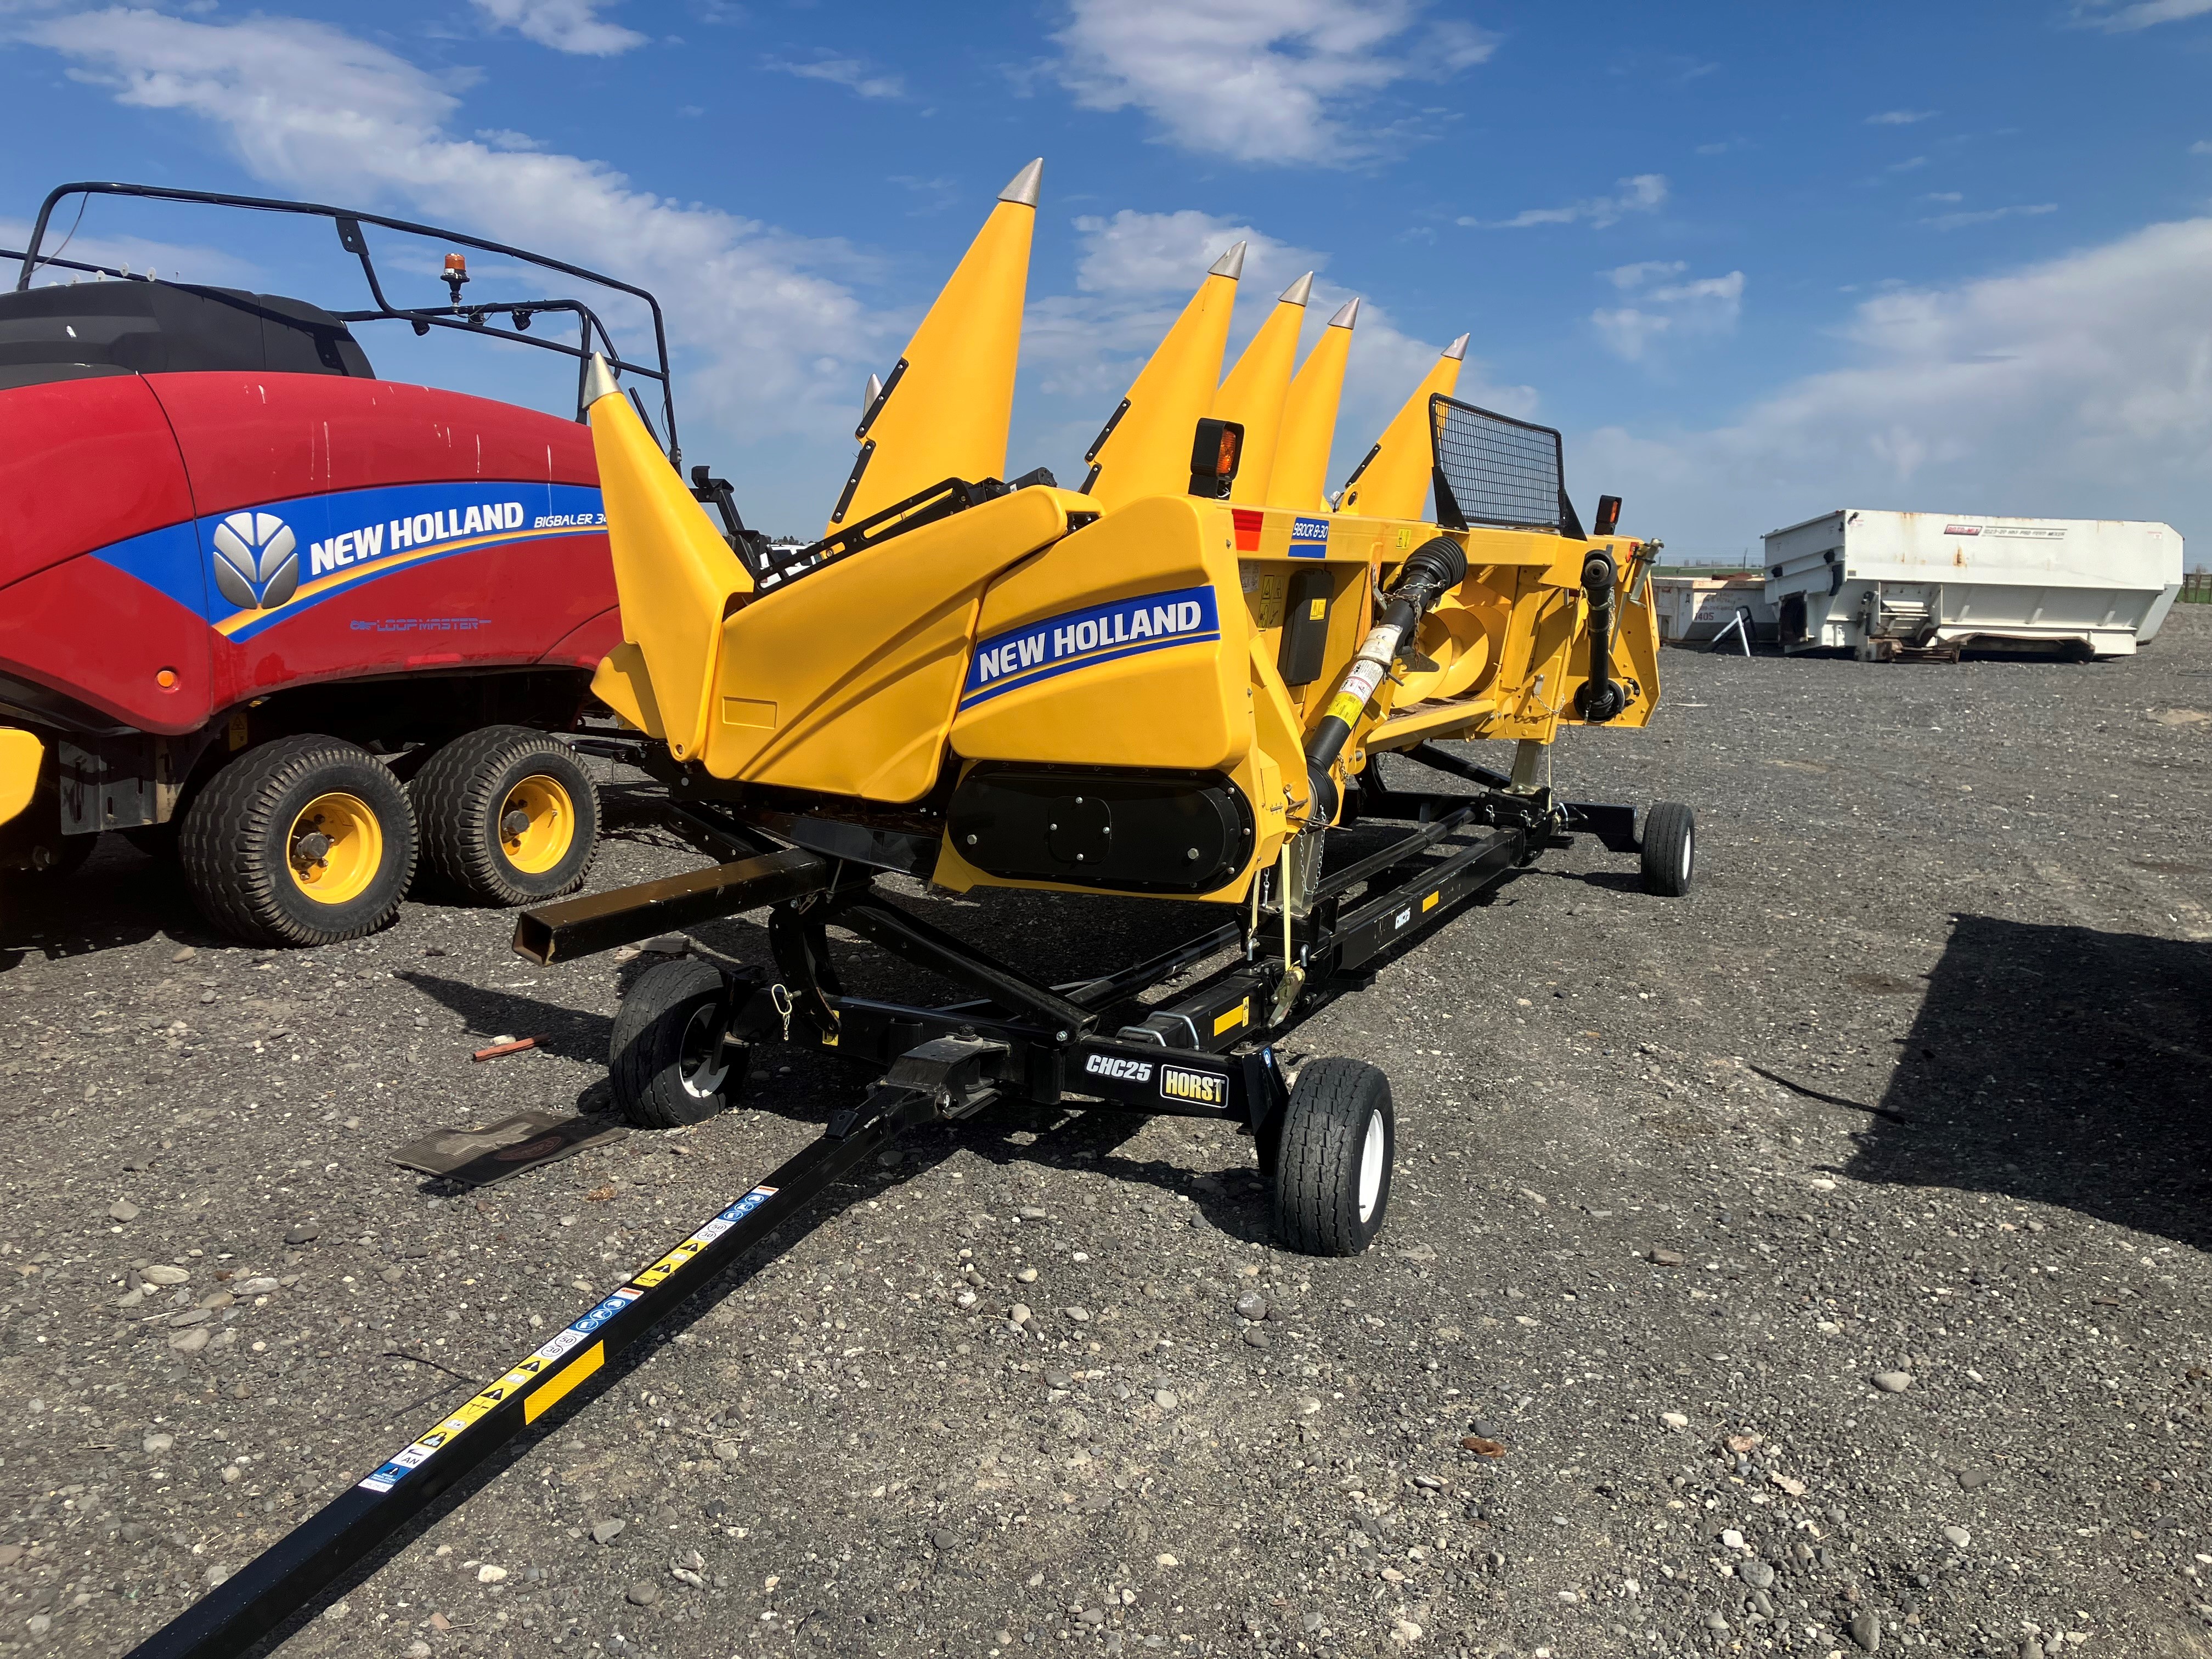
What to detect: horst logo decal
<box><xmin>1159</xmin><ymin>1065</ymin><xmax>1227</xmax><ymax>1107</ymax></box>
<box><xmin>210</xmin><ymin>512</ymin><xmax>301</xmax><ymax>611</ymax></box>
<box><xmin>961</xmin><ymin>585</ymin><xmax>1221</xmax><ymax>709</ymax></box>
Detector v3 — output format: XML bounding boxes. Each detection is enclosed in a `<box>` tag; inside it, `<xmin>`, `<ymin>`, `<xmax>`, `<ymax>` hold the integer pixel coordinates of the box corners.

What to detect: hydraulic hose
<box><xmin>1571</xmin><ymin>548</ymin><xmax>1626</xmax><ymax>723</ymax></box>
<box><xmin>1302</xmin><ymin>536</ymin><xmax>1467</xmax><ymax>823</ymax></box>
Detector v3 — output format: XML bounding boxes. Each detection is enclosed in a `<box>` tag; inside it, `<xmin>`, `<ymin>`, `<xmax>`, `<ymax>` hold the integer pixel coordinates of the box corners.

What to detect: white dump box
<box><xmin>1651</xmin><ymin>572</ymin><xmax>1777</xmax><ymax>647</ymax></box>
<box><xmin>1763</xmin><ymin>510</ymin><xmax>2183</xmax><ymax>660</ymax></box>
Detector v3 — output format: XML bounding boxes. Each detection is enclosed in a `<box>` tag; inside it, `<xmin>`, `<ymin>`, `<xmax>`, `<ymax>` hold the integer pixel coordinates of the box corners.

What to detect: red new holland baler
<box><xmin>0</xmin><ymin>183</ymin><xmax>697</xmax><ymax>946</ymax></box>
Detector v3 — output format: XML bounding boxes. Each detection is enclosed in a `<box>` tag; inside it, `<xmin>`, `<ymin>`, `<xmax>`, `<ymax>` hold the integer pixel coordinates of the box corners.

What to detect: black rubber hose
<box><xmin>1303</xmin><ymin>537</ymin><xmax>1469</xmax><ymax>821</ymax></box>
<box><xmin>1572</xmin><ymin>548</ymin><xmax>1625</xmax><ymax>723</ymax></box>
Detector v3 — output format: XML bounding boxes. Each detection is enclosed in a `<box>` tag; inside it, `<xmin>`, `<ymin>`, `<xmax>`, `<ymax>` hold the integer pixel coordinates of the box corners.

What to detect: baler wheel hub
<box><xmin>286</xmin><ymin>792</ymin><xmax>382</xmax><ymax>905</ymax></box>
<box><xmin>499</xmin><ymin>775</ymin><xmax>577</xmax><ymax>874</ymax></box>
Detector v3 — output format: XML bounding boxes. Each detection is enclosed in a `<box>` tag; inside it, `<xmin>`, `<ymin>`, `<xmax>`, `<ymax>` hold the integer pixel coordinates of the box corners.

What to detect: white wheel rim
<box><xmin>1356</xmin><ymin>1109</ymin><xmax>1386</xmax><ymax>1223</ymax></box>
<box><xmin>679</xmin><ymin>1003</ymin><xmax>730</xmax><ymax>1099</ymax></box>
<box><xmin>1679</xmin><ymin>825</ymin><xmax>1694</xmax><ymax>886</ymax></box>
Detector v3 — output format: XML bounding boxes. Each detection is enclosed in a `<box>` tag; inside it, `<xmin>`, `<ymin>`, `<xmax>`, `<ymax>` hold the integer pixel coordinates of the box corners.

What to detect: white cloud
<box><xmin>1602</xmin><ymin>260</ymin><xmax>1685</xmax><ymax>290</ymax></box>
<box><xmin>764</xmin><ymin>55</ymin><xmax>905</xmax><ymax>99</ymax></box>
<box><xmin>1866</xmin><ymin>109</ymin><xmax>1938</xmax><ymax>125</ymax></box>
<box><xmin>0</xmin><ymin>216</ymin><xmax>259</xmax><ymax>288</ymax></box>
<box><xmin>1924</xmin><ymin>202</ymin><xmax>2057</xmax><ymax>230</ymax></box>
<box><xmin>1592</xmin><ymin>269</ymin><xmax>1743</xmax><ymax>362</ymax></box>
<box><xmin>1049</xmin><ymin>0</ymin><xmax>1493</xmax><ymax>167</ymax></box>
<box><xmin>1581</xmin><ymin>217</ymin><xmax>2212</xmax><ymax>549</ymax></box>
<box><xmin>13</xmin><ymin>5</ymin><xmax>872</xmax><ymax>469</ymax></box>
<box><xmin>1887</xmin><ymin>155</ymin><xmax>1928</xmax><ymax>173</ymax></box>
<box><xmin>1462</xmin><ymin>174</ymin><xmax>1667</xmax><ymax>231</ymax></box>
<box><xmin>2077</xmin><ymin>0</ymin><xmax>2212</xmax><ymax>29</ymax></box>
<box><xmin>471</xmin><ymin>0</ymin><xmax>645</xmax><ymax>56</ymax></box>
<box><xmin>1921</xmin><ymin>191</ymin><xmax>1964</xmax><ymax>204</ymax></box>
<box><xmin>1020</xmin><ymin>208</ymin><xmax>1534</xmax><ymax>483</ymax></box>
<box><xmin>2193</xmin><ymin>139</ymin><xmax>2212</xmax><ymax>154</ymax></box>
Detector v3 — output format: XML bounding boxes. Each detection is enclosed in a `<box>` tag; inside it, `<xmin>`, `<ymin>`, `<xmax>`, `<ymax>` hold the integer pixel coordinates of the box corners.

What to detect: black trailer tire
<box><xmin>413</xmin><ymin>725</ymin><xmax>599</xmax><ymax>906</ymax></box>
<box><xmin>1640</xmin><ymin>801</ymin><xmax>1696</xmax><ymax>898</ymax></box>
<box><xmin>609</xmin><ymin>957</ymin><xmax>746</xmax><ymax>1128</ymax></box>
<box><xmin>179</xmin><ymin>736</ymin><xmax>417</xmax><ymax>947</ymax></box>
<box><xmin>1268</xmin><ymin>1058</ymin><xmax>1394</xmax><ymax>1257</ymax></box>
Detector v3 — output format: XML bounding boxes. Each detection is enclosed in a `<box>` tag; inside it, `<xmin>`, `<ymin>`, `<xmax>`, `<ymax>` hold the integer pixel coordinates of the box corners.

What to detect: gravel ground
<box><xmin>3</xmin><ymin>609</ymin><xmax>2211</xmax><ymax>1659</ymax></box>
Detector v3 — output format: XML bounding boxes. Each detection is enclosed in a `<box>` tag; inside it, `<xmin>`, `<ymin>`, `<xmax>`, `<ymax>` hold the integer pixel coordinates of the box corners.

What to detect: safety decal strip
<box><xmin>960</xmin><ymin>585</ymin><xmax>1221</xmax><ymax>710</ymax></box>
<box><xmin>355</xmin><ymin>1186</ymin><xmax>780</xmax><ymax>1494</ymax></box>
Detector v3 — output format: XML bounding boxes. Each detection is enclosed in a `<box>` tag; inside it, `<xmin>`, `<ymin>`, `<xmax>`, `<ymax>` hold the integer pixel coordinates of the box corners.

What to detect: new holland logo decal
<box><xmin>210</xmin><ymin>512</ymin><xmax>301</xmax><ymax>612</ymax></box>
<box><xmin>961</xmin><ymin>585</ymin><xmax>1221</xmax><ymax>710</ymax></box>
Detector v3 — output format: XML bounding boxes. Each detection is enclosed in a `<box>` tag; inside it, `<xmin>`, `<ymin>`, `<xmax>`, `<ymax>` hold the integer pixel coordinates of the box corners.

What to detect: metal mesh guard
<box><xmin>1430</xmin><ymin>395</ymin><xmax>1562</xmax><ymax>531</ymax></box>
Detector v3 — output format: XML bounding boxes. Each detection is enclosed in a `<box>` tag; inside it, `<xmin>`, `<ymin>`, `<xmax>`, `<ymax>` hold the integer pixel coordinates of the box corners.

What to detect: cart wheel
<box><xmin>1267</xmin><ymin>1058</ymin><xmax>1394</xmax><ymax>1257</ymax></box>
<box><xmin>610</xmin><ymin>957</ymin><xmax>746</xmax><ymax>1128</ymax></box>
<box><xmin>179</xmin><ymin>735</ymin><xmax>417</xmax><ymax>946</ymax></box>
<box><xmin>413</xmin><ymin>725</ymin><xmax>599</xmax><ymax>906</ymax></box>
<box><xmin>1640</xmin><ymin>801</ymin><xmax>1695</xmax><ymax>898</ymax></box>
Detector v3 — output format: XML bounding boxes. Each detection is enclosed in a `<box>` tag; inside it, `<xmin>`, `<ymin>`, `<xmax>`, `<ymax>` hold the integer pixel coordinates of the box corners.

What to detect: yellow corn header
<box><xmin>582</xmin><ymin>159</ymin><xmax>1663</xmax><ymax>911</ymax></box>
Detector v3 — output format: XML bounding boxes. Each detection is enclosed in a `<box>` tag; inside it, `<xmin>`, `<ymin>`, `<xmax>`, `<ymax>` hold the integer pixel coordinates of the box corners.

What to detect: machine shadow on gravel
<box><xmin>0</xmin><ymin>840</ymin><xmax>206</xmax><ymax>969</ymax></box>
<box><xmin>1848</xmin><ymin>913</ymin><xmax>2212</xmax><ymax>1251</ymax></box>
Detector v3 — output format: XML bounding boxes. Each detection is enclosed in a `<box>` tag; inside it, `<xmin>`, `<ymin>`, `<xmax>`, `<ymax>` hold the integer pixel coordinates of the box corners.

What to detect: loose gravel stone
<box><xmin>283</xmin><ymin>1222</ymin><xmax>320</xmax><ymax>1245</ymax></box>
<box><xmin>625</xmin><ymin>1580</ymin><xmax>660</xmax><ymax>1607</ymax></box>
<box><xmin>591</xmin><ymin>1519</ymin><xmax>627</xmax><ymax>1545</ymax></box>
<box><xmin>1872</xmin><ymin>1371</ymin><xmax>1915</xmax><ymax>1393</ymax></box>
<box><xmin>109</xmin><ymin>1198</ymin><xmax>140</xmax><ymax>1221</ymax></box>
<box><xmin>1850</xmin><ymin>1609</ymin><xmax>1883</xmax><ymax>1650</ymax></box>
<box><xmin>142</xmin><ymin>1264</ymin><xmax>189</xmax><ymax>1285</ymax></box>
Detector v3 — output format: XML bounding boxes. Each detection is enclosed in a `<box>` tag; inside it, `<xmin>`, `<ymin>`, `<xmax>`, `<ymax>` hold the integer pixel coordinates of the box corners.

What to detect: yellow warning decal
<box><xmin>1212</xmin><ymin>1002</ymin><xmax>1249</xmax><ymax>1036</ymax></box>
<box><xmin>525</xmin><ymin>1341</ymin><xmax>604</xmax><ymax>1424</ymax></box>
<box><xmin>1422</xmin><ymin>891</ymin><xmax>1439</xmax><ymax>912</ymax></box>
<box><xmin>1307</xmin><ymin>597</ymin><xmax>1325</xmax><ymax>620</ymax></box>
<box><xmin>1325</xmin><ymin>692</ymin><xmax>1364</xmax><ymax>726</ymax></box>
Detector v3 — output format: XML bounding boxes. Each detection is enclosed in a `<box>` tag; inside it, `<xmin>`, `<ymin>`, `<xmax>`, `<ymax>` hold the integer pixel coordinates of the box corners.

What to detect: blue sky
<box><xmin>5</xmin><ymin>0</ymin><xmax>2211</xmax><ymax>558</ymax></box>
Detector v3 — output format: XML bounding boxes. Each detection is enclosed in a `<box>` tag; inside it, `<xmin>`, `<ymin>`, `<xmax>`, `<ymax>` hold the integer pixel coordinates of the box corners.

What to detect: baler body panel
<box><xmin>0</xmin><ymin>370</ymin><xmax>612</xmax><ymax>736</ymax></box>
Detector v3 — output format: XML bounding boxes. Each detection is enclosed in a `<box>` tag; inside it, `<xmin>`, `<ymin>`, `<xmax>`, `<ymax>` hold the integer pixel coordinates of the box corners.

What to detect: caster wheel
<box><xmin>1640</xmin><ymin>800</ymin><xmax>1695</xmax><ymax>898</ymax></box>
<box><xmin>609</xmin><ymin>957</ymin><xmax>747</xmax><ymax>1128</ymax></box>
<box><xmin>1267</xmin><ymin>1057</ymin><xmax>1394</xmax><ymax>1257</ymax></box>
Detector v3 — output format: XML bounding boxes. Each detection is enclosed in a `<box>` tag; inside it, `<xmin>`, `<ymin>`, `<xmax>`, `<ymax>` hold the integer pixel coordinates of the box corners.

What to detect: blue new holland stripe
<box><xmin>960</xmin><ymin>585</ymin><xmax>1220</xmax><ymax>711</ymax></box>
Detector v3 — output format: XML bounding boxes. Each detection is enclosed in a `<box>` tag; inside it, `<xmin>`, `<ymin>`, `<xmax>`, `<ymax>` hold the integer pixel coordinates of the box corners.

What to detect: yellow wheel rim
<box><xmin>287</xmin><ymin>792</ymin><xmax>383</xmax><ymax>905</ymax></box>
<box><xmin>498</xmin><ymin>774</ymin><xmax>575</xmax><ymax>874</ymax></box>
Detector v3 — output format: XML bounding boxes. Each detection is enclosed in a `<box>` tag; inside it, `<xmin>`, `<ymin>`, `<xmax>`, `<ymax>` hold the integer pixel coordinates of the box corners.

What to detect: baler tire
<box><xmin>1640</xmin><ymin>801</ymin><xmax>1696</xmax><ymax>898</ymax></box>
<box><xmin>413</xmin><ymin>725</ymin><xmax>599</xmax><ymax>907</ymax></box>
<box><xmin>179</xmin><ymin>736</ymin><xmax>417</xmax><ymax>947</ymax></box>
<box><xmin>1268</xmin><ymin>1058</ymin><xmax>1394</xmax><ymax>1257</ymax></box>
<box><xmin>609</xmin><ymin>957</ymin><xmax>744</xmax><ymax>1128</ymax></box>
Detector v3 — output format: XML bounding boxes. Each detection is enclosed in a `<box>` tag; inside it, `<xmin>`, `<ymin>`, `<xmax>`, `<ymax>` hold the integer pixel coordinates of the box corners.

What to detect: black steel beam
<box><xmin>511</xmin><ymin>847</ymin><xmax>828</xmax><ymax>964</ymax></box>
<box><xmin>837</xmin><ymin>900</ymin><xmax>1097</xmax><ymax>1037</ymax></box>
<box><xmin>1330</xmin><ymin>825</ymin><xmax>1525</xmax><ymax>973</ymax></box>
<box><xmin>123</xmin><ymin>1099</ymin><xmax>923</xmax><ymax>1659</ymax></box>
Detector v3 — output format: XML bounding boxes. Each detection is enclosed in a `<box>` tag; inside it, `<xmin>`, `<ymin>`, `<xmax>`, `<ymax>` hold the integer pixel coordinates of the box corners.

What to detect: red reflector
<box><xmin>1232</xmin><ymin>509</ymin><xmax>1264</xmax><ymax>552</ymax></box>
